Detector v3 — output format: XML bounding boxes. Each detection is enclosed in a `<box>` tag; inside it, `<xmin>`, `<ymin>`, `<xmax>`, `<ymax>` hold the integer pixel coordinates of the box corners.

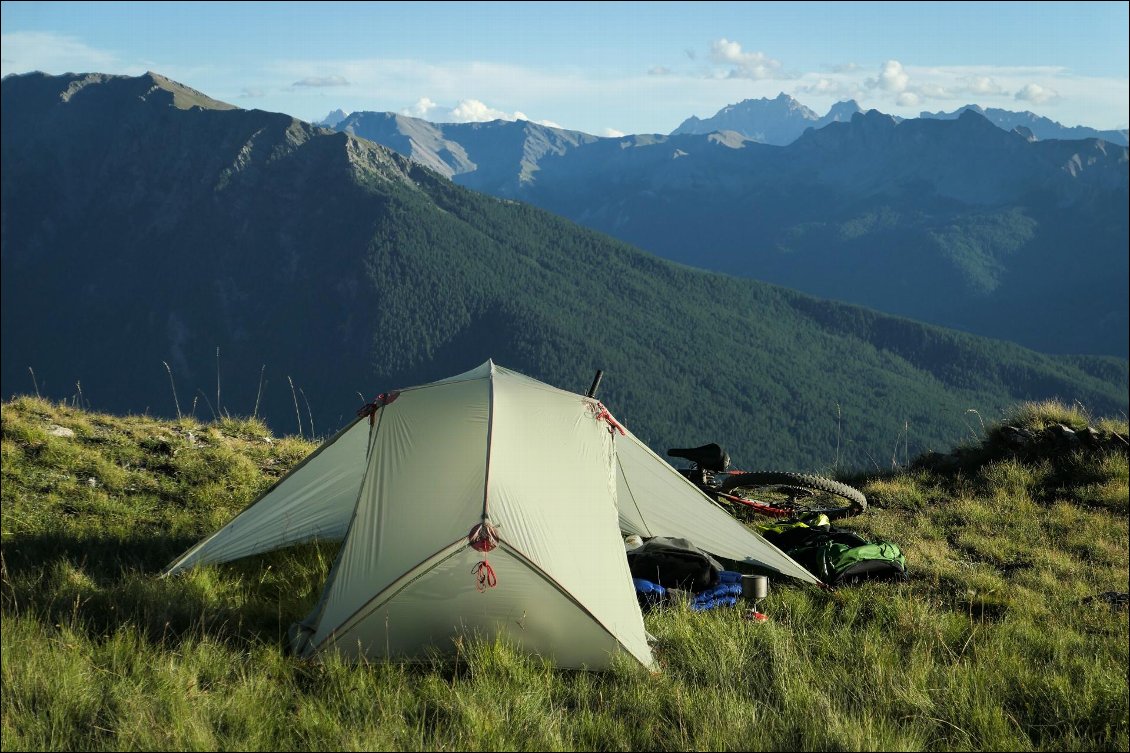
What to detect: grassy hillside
<box><xmin>2</xmin><ymin>396</ymin><xmax>1126</xmax><ymax>751</ymax></box>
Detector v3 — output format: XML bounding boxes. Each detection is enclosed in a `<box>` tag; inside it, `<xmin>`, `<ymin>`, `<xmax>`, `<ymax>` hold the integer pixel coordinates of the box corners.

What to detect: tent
<box><xmin>164</xmin><ymin>361</ymin><xmax>820</xmax><ymax>670</ymax></box>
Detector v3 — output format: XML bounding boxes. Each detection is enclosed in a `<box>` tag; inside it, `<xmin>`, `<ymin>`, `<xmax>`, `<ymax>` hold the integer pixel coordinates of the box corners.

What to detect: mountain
<box><xmin>335</xmin><ymin>111</ymin><xmax>602</xmax><ymax>195</ymax></box>
<box><xmin>338</xmin><ymin>106</ymin><xmax>1129</xmax><ymax>358</ymax></box>
<box><xmin>670</xmin><ymin>93</ymin><xmax>864</xmax><ymax>144</ymax></box>
<box><xmin>316</xmin><ymin>108</ymin><xmax>349</xmax><ymax>128</ymax></box>
<box><xmin>536</xmin><ymin>111</ymin><xmax>1129</xmax><ymax>357</ymax></box>
<box><xmin>671</xmin><ymin>93</ymin><xmax>1126</xmax><ymax>147</ymax></box>
<box><xmin>2</xmin><ymin>71</ymin><xmax>1126</xmax><ymax>472</ymax></box>
<box><xmin>819</xmin><ymin>99</ymin><xmax>864</xmax><ymax>128</ymax></box>
<box><xmin>920</xmin><ymin>104</ymin><xmax>1129</xmax><ymax>147</ymax></box>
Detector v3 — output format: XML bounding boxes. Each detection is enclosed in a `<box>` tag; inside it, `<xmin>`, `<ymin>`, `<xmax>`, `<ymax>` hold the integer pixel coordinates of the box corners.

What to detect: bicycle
<box><xmin>666</xmin><ymin>443</ymin><xmax>868</xmax><ymax>521</ymax></box>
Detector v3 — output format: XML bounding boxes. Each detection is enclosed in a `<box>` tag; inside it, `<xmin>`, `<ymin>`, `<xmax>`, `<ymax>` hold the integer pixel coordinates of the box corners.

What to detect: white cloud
<box><xmin>291</xmin><ymin>75</ymin><xmax>349</xmax><ymax>88</ymax></box>
<box><xmin>451</xmin><ymin>98</ymin><xmax>511</xmax><ymax>121</ymax></box>
<box><xmin>853</xmin><ymin>61</ymin><xmax>1048</xmax><ymax>112</ymax></box>
<box><xmin>1015</xmin><ymin>83</ymin><xmax>1059</xmax><ymax>105</ymax></box>
<box><xmin>868</xmin><ymin>60</ymin><xmax>910</xmax><ymax>92</ymax></box>
<box><xmin>401</xmin><ymin>96</ymin><xmax>559</xmax><ymax>126</ymax></box>
<box><xmin>602</xmin><ymin>127</ymin><xmax>626</xmax><ymax>137</ymax></box>
<box><xmin>963</xmin><ymin>75</ymin><xmax>1007</xmax><ymax>95</ymax></box>
<box><xmin>709</xmin><ymin>38</ymin><xmax>784</xmax><ymax>80</ymax></box>
<box><xmin>648</xmin><ymin>66</ymin><xmax>672</xmax><ymax>76</ymax></box>
<box><xmin>239</xmin><ymin>87</ymin><xmax>265</xmax><ymax>98</ymax></box>
<box><xmin>515</xmin><ymin>110</ymin><xmax>562</xmax><ymax>127</ymax></box>
<box><xmin>801</xmin><ymin>78</ymin><xmax>835</xmax><ymax>94</ymax></box>
<box><xmin>797</xmin><ymin>77</ymin><xmax>862</xmax><ymax>99</ymax></box>
<box><xmin>917</xmin><ymin>83</ymin><xmax>954</xmax><ymax>100</ymax></box>
<box><xmin>0</xmin><ymin>31</ymin><xmax>133</xmax><ymax>77</ymax></box>
<box><xmin>403</xmin><ymin>97</ymin><xmax>437</xmax><ymax>118</ymax></box>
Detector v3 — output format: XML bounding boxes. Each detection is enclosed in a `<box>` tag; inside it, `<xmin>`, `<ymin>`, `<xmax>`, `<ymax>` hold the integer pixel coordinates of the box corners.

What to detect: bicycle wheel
<box><xmin>719</xmin><ymin>471</ymin><xmax>867</xmax><ymax>520</ymax></box>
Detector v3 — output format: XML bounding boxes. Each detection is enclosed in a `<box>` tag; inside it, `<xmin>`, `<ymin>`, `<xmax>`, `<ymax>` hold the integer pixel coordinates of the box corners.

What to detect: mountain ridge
<box><xmin>920</xmin><ymin>103</ymin><xmax>1129</xmax><ymax>146</ymax></box>
<box><xmin>671</xmin><ymin>93</ymin><xmax>865</xmax><ymax>144</ymax></box>
<box><xmin>2</xmin><ymin>71</ymin><xmax>1126</xmax><ymax>471</ymax></box>
<box><xmin>333</xmin><ymin>100</ymin><xmax>1128</xmax><ymax>357</ymax></box>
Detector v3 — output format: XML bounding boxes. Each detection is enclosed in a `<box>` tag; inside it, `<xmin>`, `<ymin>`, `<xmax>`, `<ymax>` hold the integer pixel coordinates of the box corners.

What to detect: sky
<box><xmin>2</xmin><ymin>1</ymin><xmax>1127</xmax><ymax>136</ymax></box>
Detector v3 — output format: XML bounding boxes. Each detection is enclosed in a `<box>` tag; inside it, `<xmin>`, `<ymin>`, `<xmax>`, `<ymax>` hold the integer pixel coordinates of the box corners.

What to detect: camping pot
<box><xmin>741</xmin><ymin>575</ymin><xmax>769</xmax><ymax>601</ymax></box>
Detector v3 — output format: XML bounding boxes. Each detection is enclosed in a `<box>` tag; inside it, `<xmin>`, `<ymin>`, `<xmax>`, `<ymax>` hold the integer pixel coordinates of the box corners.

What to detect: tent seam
<box><xmin>311</xmin><ymin>538</ymin><xmax>467</xmax><ymax>653</ymax></box>
<box><xmin>300</xmin><ymin>404</ymin><xmax>394</xmax><ymax>640</ymax></box>
<box><xmin>615</xmin><ymin>452</ymin><xmax>653</xmax><ymax>538</ymax></box>
<box><xmin>481</xmin><ymin>367</ymin><xmax>495</xmax><ymax>518</ymax></box>
<box><xmin>499</xmin><ymin>540</ymin><xmax>652</xmax><ymax>669</ymax></box>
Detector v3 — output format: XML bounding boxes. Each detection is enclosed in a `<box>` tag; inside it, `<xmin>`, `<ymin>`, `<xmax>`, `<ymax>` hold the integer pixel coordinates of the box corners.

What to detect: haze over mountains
<box><xmin>666</xmin><ymin>94</ymin><xmax>1128</xmax><ymax>147</ymax></box>
<box><xmin>918</xmin><ymin>104</ymin><xmax>1129</xmax><ymax>147</ymax></box>
<box><xmin>324</xmin><ymin>93</ymin><xmax>1129</xmax><ymax>148</ymax></box>
<box><xmin>3</xmin><ymin>71</ymin><xmax>1125</xmax><ymax>471</ymax></box>
<box><xmin>329</xmin><ymin>96</ymin><xmax>1130</xmax><ymax>359</ymax></box>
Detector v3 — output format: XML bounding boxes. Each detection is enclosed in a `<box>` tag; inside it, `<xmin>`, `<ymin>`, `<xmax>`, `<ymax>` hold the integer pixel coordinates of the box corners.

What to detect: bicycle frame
<box><xmin>713</xmin><ymin>488</ymin><xmax>798</xmax><ymax>518</ymax></box>
<box><xmin>678</xmin><ymin>467</ymin><xmax>796</xmax><ymax>518</ymax></box>
<box><xmin>677</xmin><ymin>464</ymin><xmax>867</xmax><ymax>520</ymax></box>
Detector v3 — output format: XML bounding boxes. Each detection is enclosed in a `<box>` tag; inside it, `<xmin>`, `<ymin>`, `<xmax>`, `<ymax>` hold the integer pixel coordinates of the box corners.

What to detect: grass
<box><xmin>2</xmin><ymin>395</ymin><xmax>1127</xmax><ymax>751</ymax></box>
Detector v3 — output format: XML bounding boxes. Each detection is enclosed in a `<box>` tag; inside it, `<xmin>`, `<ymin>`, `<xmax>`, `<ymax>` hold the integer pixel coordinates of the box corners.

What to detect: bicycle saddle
<box><xmin>666</xmin><ymin>443</ymin><xmax>730</xmax><ymax>472</ymax></box>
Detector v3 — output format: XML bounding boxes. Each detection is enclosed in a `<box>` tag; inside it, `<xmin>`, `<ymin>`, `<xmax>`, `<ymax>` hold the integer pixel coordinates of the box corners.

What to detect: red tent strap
<box><xmin>590</xmin><ymin>401</ymin><xmax>626</xmax><ymax>436</ymax></box>
<box><xmin>468</xmin><ymin>521</ymin><xmax>499</xmax><ymax>553</ymax></box>
<box><xmin>356</xmin><ymin>391</ymin><xmax>401</xmax><ymax>424</ymax></box>
<box><xmin>469</xmin><ymin>521</ymin><xmax>500</xmax><ymax>592</ymax></box>
<box><xmin>472</xmin><ymin>560</ymin><xmax>497</xmax><ymax>592</ymax></box>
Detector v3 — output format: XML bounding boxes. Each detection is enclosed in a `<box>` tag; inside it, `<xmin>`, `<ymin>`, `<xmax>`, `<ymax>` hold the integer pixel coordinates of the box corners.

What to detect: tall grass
<box><xmin>2</xmin><ymin>396</ymin><xmax>1126</xmax><ymax>751</ymax></box>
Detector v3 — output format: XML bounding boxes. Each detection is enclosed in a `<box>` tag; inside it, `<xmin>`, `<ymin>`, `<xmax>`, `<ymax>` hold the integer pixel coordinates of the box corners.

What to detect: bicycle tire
<box><xmin>719</xmin><ymin>471</ymin><xmax>868</xmax><ymax>520</ymax></box>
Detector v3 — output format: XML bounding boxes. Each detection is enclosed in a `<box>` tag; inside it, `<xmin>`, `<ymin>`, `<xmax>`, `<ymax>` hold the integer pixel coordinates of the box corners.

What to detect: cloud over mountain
<box><xmin>291</xmin><ymin>75</ymin><xmax>349</xmax><ymax>88</ymax></box>
<box><xmin>709</xmin><ymin>39</ymin><xmax>785</xmax><ymax>80</ymax></box>
<box><xmin>1015</xmin><ymin>83</ymin><xmax>1058</xmax><ymax>105</ymax></box>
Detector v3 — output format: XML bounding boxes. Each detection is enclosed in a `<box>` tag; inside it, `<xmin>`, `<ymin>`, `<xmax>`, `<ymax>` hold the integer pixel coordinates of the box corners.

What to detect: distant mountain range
<box><xmin>331</xmin><ymin>106</ymin><xmax>1129</xmax><ymax>358</ymax></box>
<box><xmin>332</xmin><ymin>111</ymin><xmax>601</xmax><ymax>193</ymax></box>
<box><xmin>919</xmin><ymin>104</ymin><xmax>1129</xmax><ymax>147</ymax></box>
<box><xmin>3</xmin><ymin>71</ymin><xmax>1125</xmax><ymax>471</ymax></box>
<box><xmin>323</xmin><ymin>93</ymin><xmax>1129</xmax><ymax>147</ymax></box>
<box><xmin>670</xmin><ymin>94</ymin><xmax>1128</xmax><ymax>147</ymax></box>
<box><xmin>670</xmin><ymin>93</ymin><xmax>864</xmax><ymax>145</ymax></box>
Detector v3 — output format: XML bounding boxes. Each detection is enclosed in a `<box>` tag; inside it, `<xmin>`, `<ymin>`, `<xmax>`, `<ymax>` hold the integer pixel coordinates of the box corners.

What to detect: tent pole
<box><xmin>586</xmin><ymin>369</ymin><xmax>604</xmax><ymax>398</ymax></box>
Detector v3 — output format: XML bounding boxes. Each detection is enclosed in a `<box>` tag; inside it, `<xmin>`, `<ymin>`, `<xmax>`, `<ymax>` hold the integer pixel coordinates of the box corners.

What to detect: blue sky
<box><xmin>2</xmin><ymin>1</ymin><xmax>1127</xmax><ymax>135</ymax></box>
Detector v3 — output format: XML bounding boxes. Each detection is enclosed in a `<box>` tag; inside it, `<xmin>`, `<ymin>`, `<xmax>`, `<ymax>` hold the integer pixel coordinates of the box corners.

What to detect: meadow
<box><xmin>2</xmin><ymin>396</ymin><xmax>1126</xmax><ymax>751</ymax></box>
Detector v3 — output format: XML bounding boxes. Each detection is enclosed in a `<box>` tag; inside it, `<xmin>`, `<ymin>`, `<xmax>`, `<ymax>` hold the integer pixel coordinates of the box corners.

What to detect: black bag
<box><xmin>626</xmin><ymin>536</ymin><xmax>723</xmax><ymax>592</ymax></box>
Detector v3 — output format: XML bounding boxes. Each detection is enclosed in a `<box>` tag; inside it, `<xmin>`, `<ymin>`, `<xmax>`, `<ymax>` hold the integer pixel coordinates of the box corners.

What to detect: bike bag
<box><xmin>626</xmin><ymin>536</ymin><xmax>723</xmax><ymax>591</ymax></box>
<box><xmin>758</xmin><ymin>522</ymin><xmax>908</xmax><ymax>586</ymax></box>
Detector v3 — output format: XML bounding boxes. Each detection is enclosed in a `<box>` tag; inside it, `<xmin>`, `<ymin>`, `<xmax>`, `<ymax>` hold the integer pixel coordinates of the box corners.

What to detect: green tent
<box><xmin>165</xmin><ymin>361</ymin><xmax>818</xmax><ymax>669</ymax></box>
